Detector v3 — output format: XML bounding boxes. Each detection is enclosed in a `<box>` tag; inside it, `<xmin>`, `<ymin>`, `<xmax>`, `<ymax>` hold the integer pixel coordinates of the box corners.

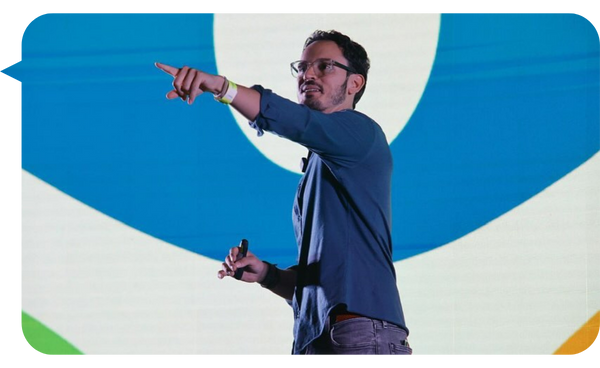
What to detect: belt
<box><xmin>331</xmin><ymin>312</ymin><xmax>363</xmax><ymax>324</ymax></box>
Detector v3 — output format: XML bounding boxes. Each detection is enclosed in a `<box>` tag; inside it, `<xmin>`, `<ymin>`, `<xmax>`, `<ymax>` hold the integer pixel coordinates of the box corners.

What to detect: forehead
<box><xmin>301</xmin><ymin>40</ymin><xmax>345</xmax><ymax>62</ymax></box>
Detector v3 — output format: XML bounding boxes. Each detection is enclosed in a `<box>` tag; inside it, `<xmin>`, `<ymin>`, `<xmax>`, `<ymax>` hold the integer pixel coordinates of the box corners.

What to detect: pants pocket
<box><xmin>329</xmin><ymin>318</ymin><xmax>376</xmax><ymax>354</ymax></box>
<box><xmin>389</xmin><ymin>342</ymin><xmax>413</xmax><ymax>355</ymax></box>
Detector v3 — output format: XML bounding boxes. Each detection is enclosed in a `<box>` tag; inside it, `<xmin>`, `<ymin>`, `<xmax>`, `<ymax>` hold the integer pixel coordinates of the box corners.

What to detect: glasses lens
<box><xmin>291</xmin><ymin>59</ymin><xmax>337</xmax><ymax>77</ymax></box>
<box><xmin>292</xmin><ymin>61</ymin><xmax>309</xmax><ymax>77</ymax></box>
<box><xmin>316</xmin><ymin>60</ymin><xmax>332</xmax><ymax>75</ymax></box>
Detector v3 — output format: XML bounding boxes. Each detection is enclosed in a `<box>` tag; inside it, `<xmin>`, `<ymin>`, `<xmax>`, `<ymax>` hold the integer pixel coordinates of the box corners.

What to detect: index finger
<box><xmin>155</xmin><ymin>62</ymin><xmax>179</xmax><ymax>77</ymax></box>
<box><xmin>229</xmin><ymin>246</ymin><xmax>240</xmax><ymax>261</ymax></box>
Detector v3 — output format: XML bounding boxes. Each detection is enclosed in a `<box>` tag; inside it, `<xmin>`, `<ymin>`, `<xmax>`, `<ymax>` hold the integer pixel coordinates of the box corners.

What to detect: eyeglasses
<box><xmin>290</xmin><ymin>58</ymin><xmax>356</xmax><ymax>78</ymax></box>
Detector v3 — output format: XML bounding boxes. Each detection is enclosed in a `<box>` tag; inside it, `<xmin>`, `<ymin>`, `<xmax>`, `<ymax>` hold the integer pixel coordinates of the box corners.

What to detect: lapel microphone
<box><xmin>300</xmin><ymin>151</ymin><xmax>313</xmax><ymax>173</ymax></box>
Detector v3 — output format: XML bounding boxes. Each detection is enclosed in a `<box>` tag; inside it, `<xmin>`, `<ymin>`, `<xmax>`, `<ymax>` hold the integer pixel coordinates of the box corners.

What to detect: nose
<box><xmin>302</xmin><ymin>63</ymin><xmax>318</xmax><ymax>81</ymax></box>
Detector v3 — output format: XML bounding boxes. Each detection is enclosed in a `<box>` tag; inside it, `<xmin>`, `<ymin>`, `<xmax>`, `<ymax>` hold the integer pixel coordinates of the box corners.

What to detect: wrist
<box><xmin>211</xmin><ymin>75</ymin><xmax>227</xmax><ymax>95</ymax></box>
<box><xmin>213</xmin><ymin>76</ymin><xmax>238</xmax><ymax>104</ymax></box>
<box><xmin>259</xmin><ymin>261</ymin><xmax>280</xmax><ymax>289</ymax></box>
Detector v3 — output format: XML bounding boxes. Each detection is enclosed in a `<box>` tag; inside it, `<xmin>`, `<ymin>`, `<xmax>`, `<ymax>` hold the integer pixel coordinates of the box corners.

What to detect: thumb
<box><xmin>166</xmin><ymin>90</ymin><xmax>180</xmax><ymax>100</ymax></box>
<box><xmin>234</xmin><ymin>256</ymin><xmax>253</xmax><ymax>269</ymax></box>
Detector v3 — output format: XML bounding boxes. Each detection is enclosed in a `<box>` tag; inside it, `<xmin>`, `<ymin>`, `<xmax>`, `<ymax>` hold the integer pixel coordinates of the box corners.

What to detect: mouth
<box><xmin>301</xmin><ymin>83</ymin><xmax>322</xmax><ymax>95</ymax></box>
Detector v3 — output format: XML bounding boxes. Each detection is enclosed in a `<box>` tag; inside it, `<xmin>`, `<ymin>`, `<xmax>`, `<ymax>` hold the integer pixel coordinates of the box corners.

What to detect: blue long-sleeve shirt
<box><xmin>250</xmin><ymin>86</ymin><xmax>407</xmax><ymax>354</ymax></box>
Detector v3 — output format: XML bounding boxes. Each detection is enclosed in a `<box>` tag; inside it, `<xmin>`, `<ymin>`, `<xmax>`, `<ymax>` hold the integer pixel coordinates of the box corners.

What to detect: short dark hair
<box><xmin>303</xmin><ymin>30</ymin><xmax>370</xmax><ymax>108</ymax></box>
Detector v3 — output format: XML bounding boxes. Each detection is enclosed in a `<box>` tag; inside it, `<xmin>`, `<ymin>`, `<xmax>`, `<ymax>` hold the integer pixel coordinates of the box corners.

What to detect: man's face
<box><xmin>296</xmin><ymin>40</ymin><xmax>353</xmax><ymax>113</ymax></box>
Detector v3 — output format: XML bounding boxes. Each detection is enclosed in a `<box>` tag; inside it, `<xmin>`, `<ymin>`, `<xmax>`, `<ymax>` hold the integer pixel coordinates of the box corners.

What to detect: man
<box><xmin>156</xmin><ymin>30</ymin><xmax>410</xmax><ymax>355</ymax></box>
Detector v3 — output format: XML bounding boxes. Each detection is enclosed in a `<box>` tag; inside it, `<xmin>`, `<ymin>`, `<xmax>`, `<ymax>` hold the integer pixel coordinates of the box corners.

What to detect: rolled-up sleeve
<box><xmin>248</xmin><ymin>85</ymin><xmax>376</xmax><ymax>167</ymax></box>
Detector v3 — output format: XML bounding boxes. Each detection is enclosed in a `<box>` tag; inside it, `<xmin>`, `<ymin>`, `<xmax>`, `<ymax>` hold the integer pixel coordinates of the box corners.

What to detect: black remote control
<box><xmin>233</xmin><ymin>239</ymin><xmax>249</xmax><ymax>280</ymax></box>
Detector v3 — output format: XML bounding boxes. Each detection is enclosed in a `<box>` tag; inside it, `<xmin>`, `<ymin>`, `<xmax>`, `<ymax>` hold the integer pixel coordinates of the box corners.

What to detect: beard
<box><xmin>302</xmin><ymin>78</ymin><xmax>348</xmax><ymax>112</ymax></box>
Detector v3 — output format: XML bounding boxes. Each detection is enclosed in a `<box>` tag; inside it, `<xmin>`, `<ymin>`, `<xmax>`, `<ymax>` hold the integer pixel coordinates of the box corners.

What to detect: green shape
<box><xmin>22</xmin><ymin>311</ymin><xmax>83</xmax><ymax>354</ymax></box>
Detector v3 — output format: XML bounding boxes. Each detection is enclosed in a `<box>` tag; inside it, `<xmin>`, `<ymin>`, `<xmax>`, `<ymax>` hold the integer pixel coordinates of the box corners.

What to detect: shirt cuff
<box><xmin>248</xmin><ymin>121</ymin><xmax>264</xmax><ymax>137</ymax></box>
<box><xmin>248</xmin><ymin>85</ymin><xmax>266</xmax><ymax>137</ymax></box>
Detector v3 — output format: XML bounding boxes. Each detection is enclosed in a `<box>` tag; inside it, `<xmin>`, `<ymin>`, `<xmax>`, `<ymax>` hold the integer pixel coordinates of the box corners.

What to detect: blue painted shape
<box><xmin>19</xmin><ymin>14</ymin><xmax>300</xmax><ymax>265</ymax></box>
<box><xmin>391</xmin><ymin>14</ymin><xmax>599</xmax><ymax>259</ymax></box>
<box><xmin>15</xmin><ymin>14</ymin><xmax>600</xmax><ymax>267</ymax></box>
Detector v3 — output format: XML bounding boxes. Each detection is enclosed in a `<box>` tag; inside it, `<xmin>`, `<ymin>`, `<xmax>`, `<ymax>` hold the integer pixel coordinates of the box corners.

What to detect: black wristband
<box><xmin>259</xmin><ymin>261</ymin><xmax>280</xmax><ymax>289</ymax></box>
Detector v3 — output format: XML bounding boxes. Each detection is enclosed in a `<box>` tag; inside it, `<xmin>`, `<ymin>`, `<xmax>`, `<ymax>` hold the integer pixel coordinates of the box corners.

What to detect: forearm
<box><xmin>230</xmin><ymin>84</ymin><xmax>261</xmax><ymax>122</ymax></box>
<box><xmin>202</xmin><ymin>74</ymin><xmax>261</xmax><ymax>122</ymax></box>
<box><xmin>208</xmin><ymin>76</ymin><xmax>259</xmax><ymax>120</ymax></box>
<box><xmin>263</xmin><ymin>267</ymin><xmax>296</xmax><ymax>302</ymax></box>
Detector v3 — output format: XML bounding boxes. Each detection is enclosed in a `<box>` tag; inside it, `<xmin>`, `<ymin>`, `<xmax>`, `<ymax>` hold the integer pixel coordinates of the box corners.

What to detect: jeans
<box><xmin>302</xmin><ymin>317</ymin><xmax>412</xmax><ymax>355</ymax></box>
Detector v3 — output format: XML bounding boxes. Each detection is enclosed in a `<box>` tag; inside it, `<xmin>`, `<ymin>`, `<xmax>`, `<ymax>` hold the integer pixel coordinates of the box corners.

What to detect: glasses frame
<box><xmin>290</xmin><ymin>58</ymin><xmax>356</xmax><ymax>78</ymax></box>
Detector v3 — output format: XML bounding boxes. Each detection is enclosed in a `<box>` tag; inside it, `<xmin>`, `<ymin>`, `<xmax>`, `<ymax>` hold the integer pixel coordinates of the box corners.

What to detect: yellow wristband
<box><xmin>214</xmin><ymin>80</ymin><xmax>238</xmax><ymax>104</ymax></box>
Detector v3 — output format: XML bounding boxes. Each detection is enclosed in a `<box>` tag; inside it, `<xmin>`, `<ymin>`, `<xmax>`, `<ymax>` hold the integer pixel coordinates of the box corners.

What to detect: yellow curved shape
<box><xmin>554</xmin><ymin>311</ymin><xmax>600</xmax><ymax>355</ymax></box>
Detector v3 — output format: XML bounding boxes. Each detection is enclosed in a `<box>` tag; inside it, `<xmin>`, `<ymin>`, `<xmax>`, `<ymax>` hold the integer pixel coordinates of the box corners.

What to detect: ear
<box><xmin>347</xmin><ymin>73</ymin><xmax>366</xmax><ymax>97</ymax></box>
